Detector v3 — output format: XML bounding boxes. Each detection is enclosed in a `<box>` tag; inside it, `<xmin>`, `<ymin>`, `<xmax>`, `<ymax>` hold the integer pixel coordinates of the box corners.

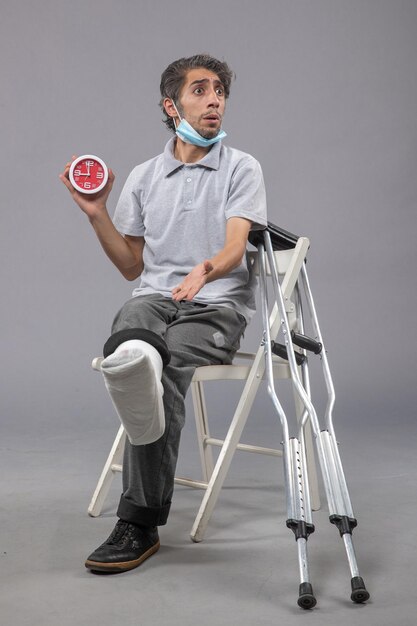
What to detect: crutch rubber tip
<box><xmin>350</xmin><ymin>576</ymin><xmax>370</xmax><ymax>603</ymax></box>
<box><xmin>298</xmin><ymin>583</ymin><xmax>317</xmax><ymax>609</ymax></box>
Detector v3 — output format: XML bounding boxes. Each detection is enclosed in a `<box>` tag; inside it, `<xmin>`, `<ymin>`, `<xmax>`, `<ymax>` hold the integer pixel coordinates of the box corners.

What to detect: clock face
<box><xmin>69</xmin><ymin>155</ymin><xmax>109</xmax><ymax>194</ymax></box>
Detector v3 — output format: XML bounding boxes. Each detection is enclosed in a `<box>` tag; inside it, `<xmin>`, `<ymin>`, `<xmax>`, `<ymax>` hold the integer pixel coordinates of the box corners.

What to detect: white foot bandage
<box><xmin>101</xmin><ymin>339</ymin><xmax>165</xmax><ymax>445</ymax></box>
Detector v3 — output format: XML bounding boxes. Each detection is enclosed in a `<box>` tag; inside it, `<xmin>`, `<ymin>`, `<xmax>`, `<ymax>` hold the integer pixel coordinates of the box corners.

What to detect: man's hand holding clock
<box><xmin>60</xmin><ymin>154</ymin><xmax>115</xmax><ymax>221</ymax></box>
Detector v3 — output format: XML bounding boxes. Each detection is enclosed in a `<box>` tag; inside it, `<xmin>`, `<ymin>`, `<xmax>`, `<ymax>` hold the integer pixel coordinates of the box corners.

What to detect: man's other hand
<box><xmin>172</xmin><ymin>260</ymin><xmax>213</xmax><ymax>301</ymax></box>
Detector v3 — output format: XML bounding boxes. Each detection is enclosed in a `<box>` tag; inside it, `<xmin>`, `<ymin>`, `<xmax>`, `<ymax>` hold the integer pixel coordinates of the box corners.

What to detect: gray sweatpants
<box><xmin>109</xmin><ymin>293</ymin><xmax>247</xmax><ymax>527</ymax></box>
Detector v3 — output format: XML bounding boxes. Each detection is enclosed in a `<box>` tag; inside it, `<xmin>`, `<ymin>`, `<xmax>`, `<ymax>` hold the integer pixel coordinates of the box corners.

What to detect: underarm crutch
<box><xmin>252</xmin><ymin>224</ymin><xmax>370</xmax><ymax>609</ymax></box>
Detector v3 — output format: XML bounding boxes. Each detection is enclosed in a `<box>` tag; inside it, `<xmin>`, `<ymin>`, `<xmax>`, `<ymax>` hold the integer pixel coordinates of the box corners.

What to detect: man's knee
<box><xmin>103</xmin><ymin>328</ymin><xmax>170</xmax><ymax>367</ymax></box>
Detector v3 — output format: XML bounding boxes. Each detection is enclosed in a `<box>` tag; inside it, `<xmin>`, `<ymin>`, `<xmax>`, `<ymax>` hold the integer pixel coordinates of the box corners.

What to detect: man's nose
<box><xmin>207</xmin><ymin>88</ymin><xmax>220</xmax><ymax>107</ymax></box>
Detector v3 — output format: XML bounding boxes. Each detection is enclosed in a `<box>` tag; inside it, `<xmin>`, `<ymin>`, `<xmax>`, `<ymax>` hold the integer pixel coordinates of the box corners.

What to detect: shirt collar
<box><xmin>163</xmin><ymin>137</ymin><xmax>221</xmax><ymax>176</ymax></box>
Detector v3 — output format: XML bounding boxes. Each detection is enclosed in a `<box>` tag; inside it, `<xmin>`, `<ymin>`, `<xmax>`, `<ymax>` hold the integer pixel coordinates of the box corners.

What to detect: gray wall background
<box><xmin>1</xmin><ymin>0</ymin><xmax>416</xmax><ymax>441</ymax></box>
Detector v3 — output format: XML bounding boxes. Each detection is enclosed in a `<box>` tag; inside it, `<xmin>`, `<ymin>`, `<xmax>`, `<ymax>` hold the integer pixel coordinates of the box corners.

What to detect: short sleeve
<box><xmin>225</xmin><ymin>157</ymin><xmax>267</xmax><ymax>231</ymax></box>
<box><xmin>112</xmin><ymin>168</ymin><xmax>145</xmax><ymax>237</ymax></box>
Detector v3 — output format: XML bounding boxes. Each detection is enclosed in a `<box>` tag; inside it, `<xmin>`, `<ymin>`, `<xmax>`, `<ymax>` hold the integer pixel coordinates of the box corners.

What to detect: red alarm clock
<box><xmin>69</xmin><ymin>155</ymin><xmax>109</xmax><ymax>194</ymax></box>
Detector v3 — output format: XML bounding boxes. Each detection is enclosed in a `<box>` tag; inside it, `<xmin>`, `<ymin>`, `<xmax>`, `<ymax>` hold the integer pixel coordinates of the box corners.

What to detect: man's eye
<box><xmin>216</xmin><ymin>88</ymin><xmax>224</xmax><ymax>96</ymax></box>
<box><xmin>194</xmin><ymin>87</ymin><xmax>203</xmax><ymax>94</ymax></box>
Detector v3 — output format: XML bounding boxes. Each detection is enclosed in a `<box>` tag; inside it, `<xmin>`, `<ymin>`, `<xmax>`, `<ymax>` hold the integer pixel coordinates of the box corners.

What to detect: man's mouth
<box><xmin>203</xmin><ymin>113</ymin><xmax>220</xmax><ymax>121</ymax></box>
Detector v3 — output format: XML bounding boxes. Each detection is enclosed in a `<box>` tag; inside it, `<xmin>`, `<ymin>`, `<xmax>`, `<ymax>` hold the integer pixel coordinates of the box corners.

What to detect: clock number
<box><xmin>84</xmin><ymin>182</ymin><xmax>91</xmax><ymax>189</ymax></box>
<box><xmin>96</xmin><ymin>171</ymin><xmax>104</xmax><ymax>179</ymax></box>
<box><xmin>74</xmin><ymin>169</ymin><xmax>81</xmax><ymax>176</ymax></box>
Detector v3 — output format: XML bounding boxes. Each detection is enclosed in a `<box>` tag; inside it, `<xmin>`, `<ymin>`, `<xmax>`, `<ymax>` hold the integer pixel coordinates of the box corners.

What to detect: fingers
<box><xmin>171</xmin><ymin>286</ymin><xmax>185</xmax><ymax>301</ymax></box>
<box><xmin>171</xmin><ymin>281</ymin><xmax>201</xmax><ymax>301</ymax></box>
<box><xmin>172</xmin><ymin>285</ymin><xmax>186</xmax><ymax>301</ymax></box>
<box><xmin>171</xmin><ymin>261</ymin><xmax>213</xmax><ymax>301</ymax></box>
<box><xmin>106</xmin><ymin>168</ymin><xmax>115</xmax><ymax>191</ymax></box>
<box><xmin>59</xmin><ymin>155</ymin><xmax>77</xmax><ymax>190</ymax></box>
<box><xmin>62</xmin><ymin>155</ymin><xmax>77</xmax><ymax>174</ymax></box>
<box><xmin>59</xmin><ymin>173</ymin><xmax>73</xmax><ymax>191</ymax></box>
<box><xmin>172</xmin><ymin>288</ymin><xmax>195</xmax><ymax>302</ymax></box>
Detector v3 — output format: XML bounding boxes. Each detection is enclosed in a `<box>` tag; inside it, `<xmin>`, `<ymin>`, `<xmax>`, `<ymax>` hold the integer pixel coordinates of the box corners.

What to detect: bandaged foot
<box><xmin>101</xmin><ymin>339</ymin><xmax>166</xmax><ymax>445</ymax></box>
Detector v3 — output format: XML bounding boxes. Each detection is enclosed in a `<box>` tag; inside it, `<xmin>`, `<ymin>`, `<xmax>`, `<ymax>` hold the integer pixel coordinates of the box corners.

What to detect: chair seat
<box><xmin>191</xmin><ymin>355</ymin><xmax>290</xmax><ymax>382</ymax></box>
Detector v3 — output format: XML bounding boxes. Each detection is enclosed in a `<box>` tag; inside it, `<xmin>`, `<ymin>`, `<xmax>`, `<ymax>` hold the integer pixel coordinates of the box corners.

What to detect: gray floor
<box><xmin>1</xmin><ymin>394</ymin><xmax>415</xmax><ymax>626</ymax></box>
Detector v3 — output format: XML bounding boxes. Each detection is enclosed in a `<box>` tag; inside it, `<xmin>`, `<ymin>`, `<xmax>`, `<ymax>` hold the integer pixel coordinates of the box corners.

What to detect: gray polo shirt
<box><xmin>113</xmin><ymin>138</ymin><xmax>267</xmax><ymax>322</ymax></box>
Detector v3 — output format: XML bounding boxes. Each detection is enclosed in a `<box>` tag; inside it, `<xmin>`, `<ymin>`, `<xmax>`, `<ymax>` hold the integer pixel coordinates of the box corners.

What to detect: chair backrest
<box><xmin>248</xmin><ymin>237</ymin><xmax>310</xmax><ymax>331</ymax></box>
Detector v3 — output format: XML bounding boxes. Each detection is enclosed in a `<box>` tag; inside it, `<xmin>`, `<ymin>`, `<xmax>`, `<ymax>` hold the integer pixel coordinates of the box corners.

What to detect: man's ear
<box><xmin>163</xmin><ymin>98</ymin><xmax>177</xmax><ymax>119</ymax></box>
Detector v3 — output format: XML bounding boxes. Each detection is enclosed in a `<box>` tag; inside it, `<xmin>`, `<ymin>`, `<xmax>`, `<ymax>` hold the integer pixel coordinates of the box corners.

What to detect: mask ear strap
<box><xmin>171</xmin><ymin>100</ymin><xmax>182</xmax><ymax>128</ymax></box>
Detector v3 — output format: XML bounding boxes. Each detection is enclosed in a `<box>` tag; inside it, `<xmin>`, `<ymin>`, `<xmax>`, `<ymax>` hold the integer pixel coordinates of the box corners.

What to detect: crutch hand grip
<box><xmin>271</xmin><ymin>341</ymin><xmax>306</xmax><ymax>366</ymax></box>
<box><xmin>291</xmin><ymin>331</ymin><xmax>322</xmax><ymax>354</ymax></box>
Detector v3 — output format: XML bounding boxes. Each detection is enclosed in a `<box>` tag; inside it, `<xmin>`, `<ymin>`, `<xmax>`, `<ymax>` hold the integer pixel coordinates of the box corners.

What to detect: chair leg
<box><xmin>190</xmin><ymin>353</ymin><xmax>265</xmax><ymax>542</ymax></box>
<box><xmin>191</xmin><ymin>380</ymin><xmax>214</xmax><ymax>482</ymax></box>
<box><xmin>87</xmin><ymin>425</ymin><xmax>126</xmax><ymax>517</ymax></box>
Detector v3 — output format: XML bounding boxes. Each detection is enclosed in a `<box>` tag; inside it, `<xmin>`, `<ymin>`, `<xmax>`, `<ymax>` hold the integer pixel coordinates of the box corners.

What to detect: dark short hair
<box><xmin>159</xmin><ymin>54</ymin><xmax>234</xmax><ymax>133</ymax></box>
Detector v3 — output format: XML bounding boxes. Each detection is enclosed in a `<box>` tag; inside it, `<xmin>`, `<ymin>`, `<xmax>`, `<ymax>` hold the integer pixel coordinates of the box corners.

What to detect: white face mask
<box><xmin>172</xmin><ymin>102</ymin><xmax>227</xmax><ymax>148</ymax></box>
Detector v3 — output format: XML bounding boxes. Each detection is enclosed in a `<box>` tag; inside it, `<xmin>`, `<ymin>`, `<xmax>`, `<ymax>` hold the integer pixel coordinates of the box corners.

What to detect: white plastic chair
<box><xmin>87</xmin><ymin>239</ymin><xmax>320</xmax><ymax>542</ymax></box>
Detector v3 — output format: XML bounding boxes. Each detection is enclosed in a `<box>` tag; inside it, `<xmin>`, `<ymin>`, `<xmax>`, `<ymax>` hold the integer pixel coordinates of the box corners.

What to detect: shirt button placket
<box><xmin>184</xmin><ymin>169</ymin><xmax>193</xmax><ymax>209</ymax></box>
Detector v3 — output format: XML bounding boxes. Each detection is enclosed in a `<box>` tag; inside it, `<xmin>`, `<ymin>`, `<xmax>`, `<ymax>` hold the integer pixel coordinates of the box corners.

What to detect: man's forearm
<box><xmin>205</xmin><ymin>239</ymin><xmax>246</xmax><ymax>283</ymax></box>
<box><xmin>171</xmin><ymin>240</ymin><xmax>246</xmax><ymax>302</ymax></box>
<box><xmin>171</xmin><ymin>217</ymin><xmax>252</xmax><ymax>302</ymax></box>
<box><xmin>89</xmin><ymin>210</ymin><xmax>143</xmax><ymax>280</ymax></box>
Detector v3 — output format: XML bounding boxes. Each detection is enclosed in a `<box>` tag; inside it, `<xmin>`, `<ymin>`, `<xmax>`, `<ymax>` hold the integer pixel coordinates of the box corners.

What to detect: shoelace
<box><xmin>107</xmin><ymin>520</ymin><xmax>130</xmax><ymax>545</ymax></box>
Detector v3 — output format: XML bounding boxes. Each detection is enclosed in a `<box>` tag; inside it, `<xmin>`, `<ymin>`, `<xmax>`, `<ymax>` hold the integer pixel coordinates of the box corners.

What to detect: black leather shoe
<box><xmin>85</xmin><ymin>520</ymin><xmax>160</xmax><ymax>573</ymax></box>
